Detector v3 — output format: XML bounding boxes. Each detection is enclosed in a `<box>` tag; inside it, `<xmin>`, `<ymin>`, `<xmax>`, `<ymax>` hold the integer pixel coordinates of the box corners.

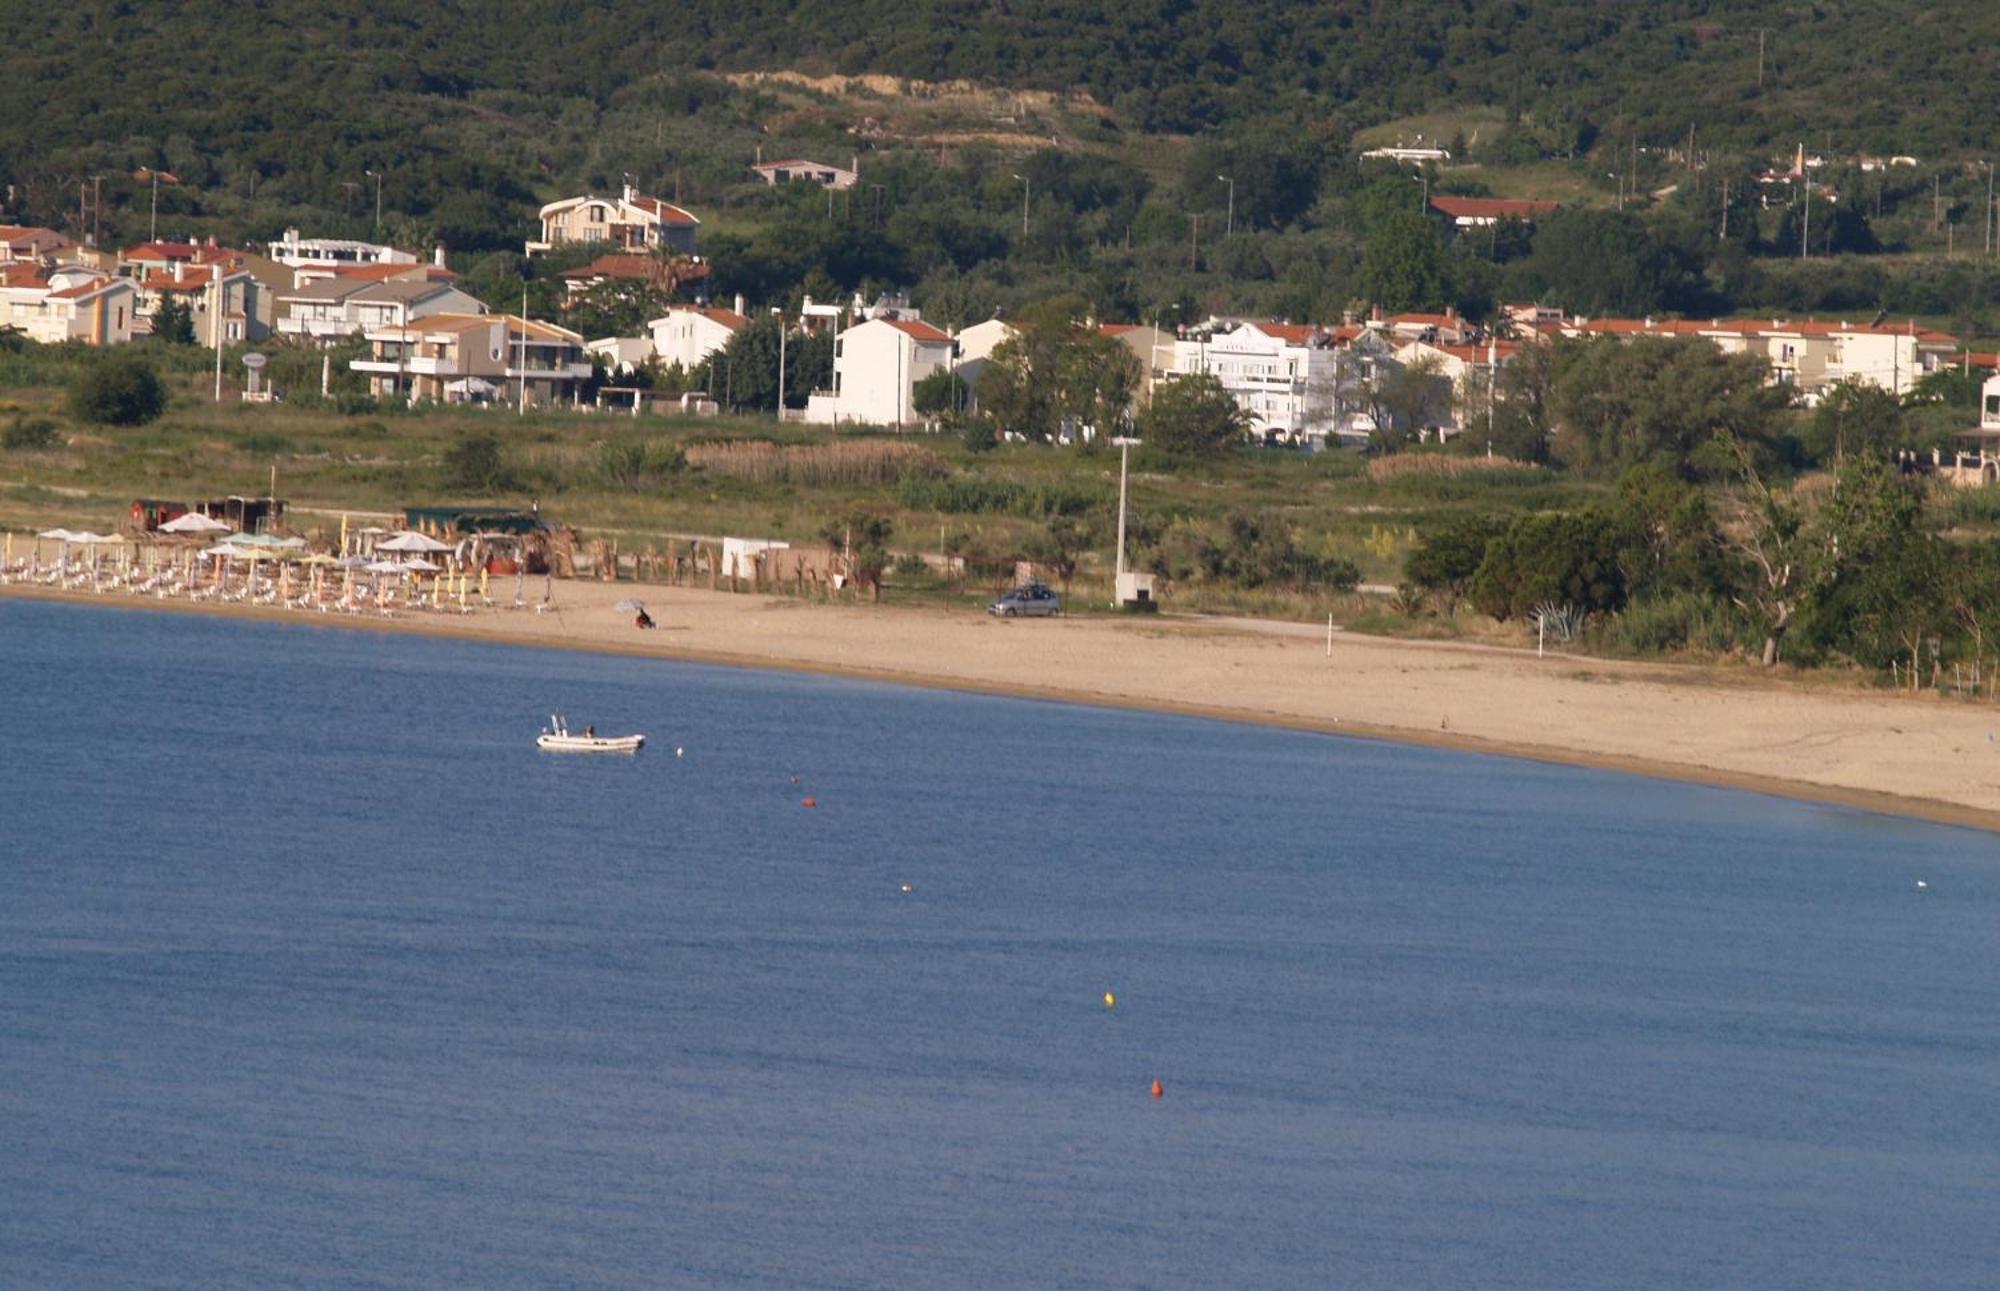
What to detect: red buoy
<box><xmin>802</xmin><ymin>796</ymin><xmax>817</xmax><ymax>808</ymax></box>
<box><xmin>1150</xmin><ymin>1078</ymin><xmax>1164</xmax><ymax>1099</ymax></box>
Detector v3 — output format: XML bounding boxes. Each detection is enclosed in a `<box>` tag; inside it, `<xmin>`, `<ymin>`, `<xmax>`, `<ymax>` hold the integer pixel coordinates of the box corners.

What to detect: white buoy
<box><xmin>1916</xmin><ymin>880</ymin><xmax>1929</xmax><ymax>890</ymax></box>
<box><xmin>900</xmin><ymin>882</ymin><xmax>913</xmax><ymax>893</ymax></box>
<box><xmin>675</xmin><ymin>746</ymin><xmax>684</xmax><ymax>758</ymax></box>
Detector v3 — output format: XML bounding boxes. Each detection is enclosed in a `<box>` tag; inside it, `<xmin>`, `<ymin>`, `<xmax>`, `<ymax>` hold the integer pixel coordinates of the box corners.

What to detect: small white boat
<box><xmin>537</xmin><ymin>715</ymin><xmax>646</xmax><ymax>754</ymax></box>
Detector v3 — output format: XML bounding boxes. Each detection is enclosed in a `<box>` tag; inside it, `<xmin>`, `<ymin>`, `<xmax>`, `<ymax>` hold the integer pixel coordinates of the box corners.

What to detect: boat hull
<box><xmin>536</xmin><ymin>733</ymin><xmax>646</xmax><ymax>754</ymax></box>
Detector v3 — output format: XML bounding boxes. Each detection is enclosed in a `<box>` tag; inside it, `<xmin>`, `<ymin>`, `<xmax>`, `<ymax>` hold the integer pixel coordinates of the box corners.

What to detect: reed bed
<box><xmin>1367</xmin><ymin>452</ymin><xmax>1536</xmax><ymax>481</ymax></box>
<box><xmin>685</xmin><ymin>439</ymin><xmax>948</xmax><ymax>486</ymax></box>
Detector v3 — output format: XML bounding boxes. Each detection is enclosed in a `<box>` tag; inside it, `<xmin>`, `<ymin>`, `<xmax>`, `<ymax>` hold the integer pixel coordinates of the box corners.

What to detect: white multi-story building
<box><xmin>1173</xmin><ymin>321</ymin><xmax>1353</xmax><ymax>441</ymax></box>
<box><xmin>266</xmin><ymin>228</ymin><xmax>419</xmax><ymax>270</ymax></box>
<box><xmin>351</xmin><ymin>313</ymin><xmax>590</xmax><ymax>406</ymax></box>
<box><xmin>529</xmin><ymin>183</ymin><xmax>699</xmax><ymax>257</ymax></box>
<box><xmin>647</xmin><ymin>305</ymin><xmax>750</xmax><ymax>372</ymax></box>
<box><xmin>803</xmin><ymin>316</ymin><xmax>954</xmax><ymax>428</ymax></box>
<box><xmin>1557</xmin><ymin>316</ymin><xmax>1959</xmax><ymax>401</ymax></box>
<box><xmin>275</xmin><ymin>277</ymin><xmax>485</xmax><ymax>343</ymax></box>
<box><xmin>0</xmin><ymin>264</ymin><xmax>140</xmax><ymax>345</ymax></box>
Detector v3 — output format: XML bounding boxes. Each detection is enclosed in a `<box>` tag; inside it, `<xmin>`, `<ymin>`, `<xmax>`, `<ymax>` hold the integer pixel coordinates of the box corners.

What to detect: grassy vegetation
<box><xmin>0</xmin><ymin>368</ymin><xmax>1613</xmax><ymax>630</ymax></box>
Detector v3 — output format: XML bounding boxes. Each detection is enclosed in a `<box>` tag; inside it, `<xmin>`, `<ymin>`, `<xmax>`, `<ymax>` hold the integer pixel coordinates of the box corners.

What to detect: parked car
<box><xmin>987</xmin><ymin>583</ymin><xmax>1062</xmax><ymax>617</ymax></box>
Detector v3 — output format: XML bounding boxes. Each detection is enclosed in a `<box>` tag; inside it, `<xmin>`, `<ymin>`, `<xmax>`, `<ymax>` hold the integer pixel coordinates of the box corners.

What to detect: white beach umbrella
<box><xmin>376</xmin><ymin>531</ymin><xmax>451</xmax><ymax>554</ymax></box>
<box><xmin>363</xmin><ymin>559</ymin><xmax>408</xmax><ymax>574</ymax></box>
<box><xmin>399</xmin><ymin>557</ymin><xmax>442</xmax><ymax>573</ymax></box>
<box><xmin>158</xmin><ymin>512</ymin><xmax>232</xmax><ymax>535</ymax></box>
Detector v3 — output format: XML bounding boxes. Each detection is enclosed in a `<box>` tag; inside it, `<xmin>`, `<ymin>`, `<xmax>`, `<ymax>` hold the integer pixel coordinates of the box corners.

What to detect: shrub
<box><xmin>597</xmin><ymin>438</ymin><xmax>686</xmax><ymax>491</ymax></box>
<box><xmin>443</xmin><ymin>431</ymin><xmax>513</xmax><ymax>493</ymax></box>
<box><xmin>1469</xmin><ymin>508</ymin><xmax>1627</xmax><ymax>621</ymax></box>
<box><xmin>1607</xmin><ymin>592</ymin><xmax>1745</xmax><ymax>657</ymax></box>
<box><xmin>3</xmin><ymin>416</ymin><xmax>60</xmax><ymax>451</ymax></box>
<box><xmin>69</xmin><ymin>355</ymin><xmax>169</xmax><ymax>426</ymax></box>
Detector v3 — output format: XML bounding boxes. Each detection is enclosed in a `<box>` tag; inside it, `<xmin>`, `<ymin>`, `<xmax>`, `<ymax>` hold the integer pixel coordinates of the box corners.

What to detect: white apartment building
<box><xmin>1173</xmin><ymin>321</ymin><xmax>1349</xmax><ymax>441</ymax></box>
<box><xmin>267</xmin><ymin>228</ymin><xmax>419</xmax><ymax>270</ymax></box>
<box><xmin>647</xmin><ymin>305</ymin><xmax>750</xmax><ymax>371</ymax></box>
<box><xmin>0</xmin><ymin>265</ymin><xmax>140</xmax><ymax>345</ymax></box>
<box><xmin>803</xmin><ymin>317</ymin><xmax>954</xmax><ymax>428</ymax></box>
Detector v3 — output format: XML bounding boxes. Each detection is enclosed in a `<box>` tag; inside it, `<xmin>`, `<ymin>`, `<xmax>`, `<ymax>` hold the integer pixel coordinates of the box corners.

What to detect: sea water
<box><xmin>2</xmin><ymin>599</ymin><xmax>1997</xmax><ymax>1289</ymax></box>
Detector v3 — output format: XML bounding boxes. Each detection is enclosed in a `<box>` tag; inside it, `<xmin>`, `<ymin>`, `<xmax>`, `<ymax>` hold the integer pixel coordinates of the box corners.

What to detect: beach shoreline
<box><xmin>8</xmin><ymin>578</ymin><xmax>1998</xmax><ymax>836</ymax></box>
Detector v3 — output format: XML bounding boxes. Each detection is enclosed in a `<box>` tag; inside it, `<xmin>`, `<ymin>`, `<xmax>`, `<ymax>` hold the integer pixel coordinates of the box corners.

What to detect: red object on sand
<box><xmin>1150</xmin><ymin>1078</ymin><xmax>1164</xmax><ymax>1099</ymax></box>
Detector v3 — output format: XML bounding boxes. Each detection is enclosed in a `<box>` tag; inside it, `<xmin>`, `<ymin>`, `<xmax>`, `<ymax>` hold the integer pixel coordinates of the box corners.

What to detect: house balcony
<box><xmin>278</xmin><ymin>316</ymin><xmax>362</xmax><ymax>341</ymax></box>
<box><xmin>352</xmin><ymin>356</ymin><xmax>458</xmax><ymax>376</ymax></box>
<box><xmin>503</xmin><ymin>361</ymin><xmax>593</xmax><ymax>380</ymax></box>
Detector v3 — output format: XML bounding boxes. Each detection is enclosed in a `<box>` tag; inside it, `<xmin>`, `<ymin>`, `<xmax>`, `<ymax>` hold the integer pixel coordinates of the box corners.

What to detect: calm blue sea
<box><xmin>3</xmin><ymin>598</ymin><xmax>1999</xmax><ymax>1289</ymax></box>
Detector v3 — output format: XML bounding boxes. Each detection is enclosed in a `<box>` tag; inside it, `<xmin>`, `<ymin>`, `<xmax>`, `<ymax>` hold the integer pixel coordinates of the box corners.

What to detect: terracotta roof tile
<box><xmin>882</xmin><ymin>318</ymin><xmax>952</xmax><ymax>343</ymax></box>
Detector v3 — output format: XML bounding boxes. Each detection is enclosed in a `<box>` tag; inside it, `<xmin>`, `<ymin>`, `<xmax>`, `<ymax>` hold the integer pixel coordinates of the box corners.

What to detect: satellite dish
<box><xmin>241</xmin><ymin>352</ymin><xmax>267</xmax><ymax>370</ymax></box>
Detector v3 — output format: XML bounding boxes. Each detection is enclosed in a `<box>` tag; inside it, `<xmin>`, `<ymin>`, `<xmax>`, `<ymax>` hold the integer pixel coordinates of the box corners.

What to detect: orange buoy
<box><xmin>802</xmin><ymin>796</ymin><xmax>817</xmax><ymax>808</ymax></box>
<box><xmin>1150</xmin><ymin>1077</ymin><xmax>1164</xmax><ymax>1099</ymax></box>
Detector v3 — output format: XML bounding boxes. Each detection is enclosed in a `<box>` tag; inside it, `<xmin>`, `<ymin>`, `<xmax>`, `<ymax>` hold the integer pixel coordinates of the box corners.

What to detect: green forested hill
<box><xmin>2</xmin><ymin>2</ymin><xmax>1996</xmax><ymax>328</ymax></box>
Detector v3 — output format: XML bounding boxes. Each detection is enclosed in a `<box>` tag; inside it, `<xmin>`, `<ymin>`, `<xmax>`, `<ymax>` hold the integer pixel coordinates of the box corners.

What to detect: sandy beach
<box><xmin>8</xmin><ymin>565</ymin><xmax>2000</xmax><ymax>834</ymax></box>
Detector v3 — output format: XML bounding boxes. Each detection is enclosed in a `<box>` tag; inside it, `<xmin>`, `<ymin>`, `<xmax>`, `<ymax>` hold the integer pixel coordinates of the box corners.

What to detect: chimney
<box><xmin>622</xmin><ymin>179</ymin><xmax>637</xmax><ymax>204</ymax></box>
<box><xmin>851</xmin><ymin>154</ymin><xmax>859</xmax><ymax>177</ymax></box>
<box><xmin>433</xmin><ymin>244</ymin><xmax>447</xmax><ymax>268</ymax></box>
<box><xmin>734</xmin><ymin>293</ymin><xmax>746</xmax><ymax>317</ymax></box>
<box><xmin>755</xmin><ymin>143</ymin><xmax>763</xmax><ymax>165</ymax></box>
<box><xmin>173</xmin><ymin>259</ymin><xmax>185</xmax><ymax>284</ymax></box>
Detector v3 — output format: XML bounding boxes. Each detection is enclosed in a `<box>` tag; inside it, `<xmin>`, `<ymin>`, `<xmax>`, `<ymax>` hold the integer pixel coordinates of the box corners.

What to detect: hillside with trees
<box><xmin>2</xmin><ymin>3</ymin><xmax>1997</xmax><ymax>332</ymax></box>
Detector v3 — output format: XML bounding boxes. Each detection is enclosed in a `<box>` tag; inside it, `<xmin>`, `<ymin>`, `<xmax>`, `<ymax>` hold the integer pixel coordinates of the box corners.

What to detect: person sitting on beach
<box><xmin>635</xmin><ymin>609</ymin><xmax>655</xmax><ymax>629</ymax></box>
<box><xmin>585</xmin><ymin>725</ymin><xmax>595</xmax><ymax>738</ymax></box>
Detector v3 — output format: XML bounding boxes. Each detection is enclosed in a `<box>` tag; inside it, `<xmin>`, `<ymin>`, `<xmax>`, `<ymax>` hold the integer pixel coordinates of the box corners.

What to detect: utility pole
<box><xmin>1720</xmin><ymin>177</ymin><xmax>1729</xmax><ymax>240</ymax></box>
<box><xmin>212</xmin><ymin>271</ymin><xmax>224</xmax><ymax>403</ymax></box>
<box><xmin>365</xmin><ymin>169</ymin><xmax>382</xmax><ymax>232</ymax></box>
<box><xmin>1757</xmin><ymin>28</ymin><xmax>1766</xmax><ymax>89</ymax></box>
<box><xmin>1111</xmin><ymin>436</ymin><xmax>1139</xmax><ymax>585</ymax></box>
<box><xmin>772</xmin><ymin>306</ymin><xmax>787</xmax><ymax>421</ymax></box>
<box><xmin>1189</xmin><ymin>212</ymin><xmax>1200</xmax><ymax>271</ymax></box>
<box><xmin>1217</xmin><ymin>174</ymin><xmax>1234</xmax><ymax>236</ymax></box>
<box><xmin>91</xmin><ymin>175</ymin><xmax>102</xmax><ymax>249</ymax></box>
<box><xmin>1986</xmin><ymin>161</ymin><xmax>1995</xmax><ymax>257</ymax></box>
<box><xmin>1801</xmin><ymin>174</ymin><xmax>1810</xmax><ymax>259</ymax></box>
<box><xmin>517</xmin><ymin>286</ymin><xmax>528</xmax><ymax>415</ymax></box>
<box><xmin>1011</xmin><ymin>172</ymin><xmax>1029</xmax><ymax>238</ymax></box>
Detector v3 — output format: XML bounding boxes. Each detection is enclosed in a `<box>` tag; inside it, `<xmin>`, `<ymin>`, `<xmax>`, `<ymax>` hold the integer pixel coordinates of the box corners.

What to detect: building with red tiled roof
<box><xmin>751</xmin><ymin>158</ymin><xmax>859</xmax><ymax>191</ymax></box>
<box><xmin>647</xmin><ymin>304</ymin><xmax>752</xmax><ymax>371</ymax></box>
<box><xmin>531</xmin><ymin>183</ymin><xmax>699</xmax><ymax>257</ymax></box>
<box><xmin>0</xmin><ymin>225</ymin><xmax>71</xmax><ymax>265</ymax></box>
<box><xmin>1555</xmin><ymin>314</ymin><xmax>1960</xmax><ymax>400</ymax></box>
<box><xmin>804</xmin><ymin>315</ymin><xmax>956</xmax><ymax>428</ymax></box>
<box><xmin>557</xmin><ymin>252</ymin><xmax>710</xmax><ymax>303</ymax></box>
<box><xmin>352</xmin><ymin>313</ymin><xmax>589</xmax><ymax>407</ymax></box>
<box><xmin>0</xmin><ymin>263</ymin><xmax>140</xmax><ymax>345</ymax></box>
<box><xmin>1429</xmin><ymin>196</ymin><xmax>1559</xmax><ymax>227</ymax></box>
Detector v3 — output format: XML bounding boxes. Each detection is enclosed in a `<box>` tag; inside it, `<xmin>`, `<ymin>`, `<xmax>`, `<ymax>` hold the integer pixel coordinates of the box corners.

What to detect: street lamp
<box><xmin>364</xmin><ymin>169</ymin><xmax>383</xmax><ymax>232</ymax></box>
<box><xmin>1217</xmin><ymin>175</ymin><xmax>1235</xmax><ymax>236</ymax></box>
<box><xmin>771</xmin><ymin>306</ymin><xmax>787</xmax><ymax>422</ymax></box>
<box><xmin>1111</xmin><ymin>435</ymin><xmax>1140</xmax><ymax>581</ymax></box>
<box><xmin>1011</xmin><ymin>172</ymin><xmax>1030</xmax><ymax>237</ymax></box>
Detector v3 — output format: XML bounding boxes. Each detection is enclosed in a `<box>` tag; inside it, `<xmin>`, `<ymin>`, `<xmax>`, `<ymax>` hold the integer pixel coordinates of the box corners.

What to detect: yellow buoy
<box><xmin>1103</xmin><ymin>991</ymin><xmax>1117</xmax><ymax>1008</ymax></box>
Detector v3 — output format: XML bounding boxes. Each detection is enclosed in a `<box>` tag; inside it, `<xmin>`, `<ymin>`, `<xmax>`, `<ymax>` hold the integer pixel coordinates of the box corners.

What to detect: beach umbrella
<box><xmin>613</xmin><ymin>597</ymin><xmax>647</xmax><ymax>612</ymax></box>
<box><xmin>159</xmin><ymin>512</ymin><xmax>232</xmax><ymax>535</ymax></box>
<box><xmin>377</xmin><ymin>531</ymin><xmax>451</xmax><ymax>554</ymax></box>
<box><xmin>39</xmin><ymin>527</ymin><xmax>77</xmax><ymax>571</ymax></box>
<box><xmin>362</xmin><ymin>559</ymin><xmax>406</xmax><ymax>574</ymax></box>
<box><xmin>400</xmin><ymin>557</ymin><xmax>442</xmax><ymax>573</ymax></box>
